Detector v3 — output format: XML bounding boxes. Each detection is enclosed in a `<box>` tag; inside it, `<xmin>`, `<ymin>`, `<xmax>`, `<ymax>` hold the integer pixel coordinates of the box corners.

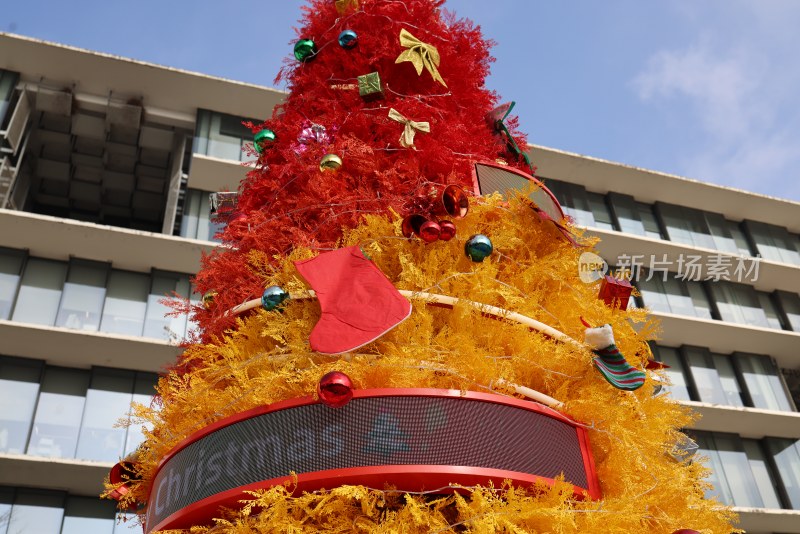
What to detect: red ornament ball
<box><xmin>672</xmin><ymin>530</ymin><xmax>701</xmax><ymax>534</ymax></box>
<box><xmin>419</xmin><ymin>220</ymin><xmax>441</xmax><ymax>242</ymax></box>
<box><xmin>317</xmin><ymin>371</ymin><xmax>354</xmax><ymax>408</ymax></box>
<box><xmin>438</xmin><ymin>220</ymin><xmax>456</xmax><ymax>241</ymax></box>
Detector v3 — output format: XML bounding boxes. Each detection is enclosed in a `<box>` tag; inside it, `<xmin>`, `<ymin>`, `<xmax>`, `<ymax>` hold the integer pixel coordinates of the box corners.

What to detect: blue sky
<box><xmin>3</xmin><ymin>1</ymin><xmax>799</xmax><ymax>201</ymax></box>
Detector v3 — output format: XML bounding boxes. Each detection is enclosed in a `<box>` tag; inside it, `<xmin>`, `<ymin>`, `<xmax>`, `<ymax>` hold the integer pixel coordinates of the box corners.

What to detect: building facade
<box><xmin>1</xmin><ymin>33</ymin><xmax>799</xmax><ymax>533</ymax></box>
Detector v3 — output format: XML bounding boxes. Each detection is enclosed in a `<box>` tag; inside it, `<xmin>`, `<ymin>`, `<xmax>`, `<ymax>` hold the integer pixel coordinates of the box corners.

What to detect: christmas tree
<box><xmin>106</xmin><ymin>1</ymin><xmax>738</xmax><ymax>532</ymax></box>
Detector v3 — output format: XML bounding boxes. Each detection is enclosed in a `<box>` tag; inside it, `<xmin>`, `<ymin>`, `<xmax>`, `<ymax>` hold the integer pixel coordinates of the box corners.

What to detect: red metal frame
<box><xmin>146</xmin><ymin>389</ymin><xmax>601</xmax><ymax>533</ymax></box>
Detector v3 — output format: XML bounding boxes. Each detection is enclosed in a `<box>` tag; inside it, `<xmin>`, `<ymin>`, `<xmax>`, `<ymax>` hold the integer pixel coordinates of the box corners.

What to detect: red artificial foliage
<box><xmin>189</xmin><ymin>0</ymin><xmax>530</xmax><ymax>342</ymax></box>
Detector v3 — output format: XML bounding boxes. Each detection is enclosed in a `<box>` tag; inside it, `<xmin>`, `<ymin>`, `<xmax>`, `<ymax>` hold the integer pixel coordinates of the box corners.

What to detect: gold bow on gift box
<box><xmin>395</xmin><ymin>28</ymin><xmax>447</xmax><ymax>87</ymax></box>
<box><xmin>335</xmin><ymin>0</ymin><xmax>358</xmax><ymax>14</ymax></box>
<box><xmin>388</xmin><ymin>108</ymin><xmax>430</xmax><ymax>149</ymax></box>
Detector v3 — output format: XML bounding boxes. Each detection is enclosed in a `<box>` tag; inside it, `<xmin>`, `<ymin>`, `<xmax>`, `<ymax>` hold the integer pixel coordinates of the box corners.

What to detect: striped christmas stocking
<box><xmin>585</xmin><ymin>324</ymin><xmax>646</xmax><ymax>391</ymax></box>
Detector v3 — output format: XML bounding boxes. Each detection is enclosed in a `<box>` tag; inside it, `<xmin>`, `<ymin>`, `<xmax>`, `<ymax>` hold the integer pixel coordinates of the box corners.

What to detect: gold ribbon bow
<box><xmin>395</xmin><ymin>28</ymin><xmax>447</xmax><ymax>87</ymax></box>
<box><xmin>388</xmin><ymin>108</ymin><xmax>430</xmax><ymax>149</ymax></box>
<box><xmin>335</xmin><ymin>0</ymin><xmax>358</xmax><ymax>14</ymax></box>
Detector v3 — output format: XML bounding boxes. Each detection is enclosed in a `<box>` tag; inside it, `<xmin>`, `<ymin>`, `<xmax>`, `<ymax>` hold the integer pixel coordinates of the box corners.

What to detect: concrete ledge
<box><xmin>0</xmin><ymin>33</ymin><xmax>285</xmax><ymax>121</ymax></box>
<box><xmin>186</xmin><ymin>153</ymin><xmax>250</xmax><ymax>192</ymax></box>
<box><xmin>530</xmin><ymin>144</ymin><xmax>800</xmax><ymax>233</ymax></box>
<box><xmin>0</xmin><ymin>453</ymin><xmax>112</xmax><ymax>497</ymax></box>
<box><xmin>684</xmin><ymin>401</ymin><xmax>800</xmax><ymax>439</ymax></box>
<box><xmin>0</xmin><ymin>320</ymin><xmax>182</xmax><ymax>372</ymax></box>
<box><xmin>734</xmin><ymin>507</ymin><xmax>800</xmax><ymax>533</ymax></box>
<box><xmin>587</xmin><ymin>227</ymin><xmax>800</xmax><ymax>294</ymax></box>
<box><xmin>650</xmin><ymin>311</ymin><xmax>800</xmax><ymax>370</ymax></box>
<box><xmin>0</xmin><ymin>209</ymin><xmax>214</xmax><ymax>274</ymax></box>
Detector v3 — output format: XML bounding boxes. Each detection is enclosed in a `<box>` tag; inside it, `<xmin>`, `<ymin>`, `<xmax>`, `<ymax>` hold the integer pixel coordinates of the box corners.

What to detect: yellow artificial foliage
<box><xmin>112</xmin><ymin>190</ymin><xmax>739</xmax><ymax>533</ymax></box>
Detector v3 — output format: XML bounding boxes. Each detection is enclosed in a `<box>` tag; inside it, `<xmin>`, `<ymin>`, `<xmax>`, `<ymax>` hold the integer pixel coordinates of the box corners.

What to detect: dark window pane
<box><xmin>705</xmin><ymin>213</ymin><xmax>741</xmax><ymax>255</ymax></box>
<box><xmin>708</xmin><ymin>281</ymin><xmax>775</xmax><ymax>328</ymax></box>
<box><xmin>652</xmin><ymin>346</ymin><xmax>691</xmax><ymax>401</ymax></box>
<box><xmin>55</xmin><ymin>260</ymin><xmax>107</xmax><ymax>332</ymax></box>
<box><xmin>27</xmin><ymin>367</ymin><xmax>89</xmax><ymax>459</ymax></box>
<box><xmin>7</xmin><ymin>490</ymin><xmax>64</xmax><ymax>534</ymax></box>
<box><xmin>75</xmin><ymin>369</ymin><xmax>134</xmax><ymax>462</ymax></box>
<box><xmin>0</xmin><ymin>247</ymin><xmax>24</xmax><ymax>320</ymax></box>
<box><xmin>123</xmin><ymin>372</ymin><xmax>157</xmax><ymax>456</ymax></box>
<box><xmin>61</xmin><ymin>496</ymin><xmax>115</xmax><ymax>534</ymax></box>
<box><xmin>0</xmin><ymin>486</ymin><xmax>13</xmax><ymax>534</ymax></box>
<box><xmin>736</xmin><ymin>353</ymin><xmax>793</xmax><ymax>411</ymax></box>
<box><xmin>743</xmin><ymin>440</ymin><xmax>782</xmax><ymax>509</ymax></box>
<box><xmin>11</xmin><ymin>258</ymin><xmax>67</xmax><ymax>326</ymax></box>
<box><xmin>712</xmin><ymin>433</ymin><xmax>765</xmax><ymax>507</ymax></box>
<box><xmin>766</xmin><ymin>438</ymin><xmax>800</xmax><ymax>508</ymax></box>
<box><xmin>100</xmin><ymin>271</ymin><xmax>149</xmax><ymax>336</ymax></box>
<box><xmin>776</xmin><ymin>291</ymin><xmax>800</xmax><ymax>332</ymax></box>
<box><xmin>0</xmin><ymin>357</ymin><xmax>41</xmax><ymax>454</ymax></box>
<box><xmin>658</xmin><ymin>203</ymin><xmax>715</xmax><ymax>250</ymax></box>
<box><xmin>746</xmin><ymin>221</ymin><xmax>800</xmax><ymax>265</ymax></box>
<box><xmin>685</xmin><ymin>348</ymin><xmax>730</xmax><ymax>405</ymax></box>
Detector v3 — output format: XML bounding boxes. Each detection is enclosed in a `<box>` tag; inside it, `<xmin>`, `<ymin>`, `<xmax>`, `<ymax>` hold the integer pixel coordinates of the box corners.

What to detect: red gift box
<box><xmin>598</xmin><ymin>275</ymin><xmax>632</xmax><ymax>310</ymax></box>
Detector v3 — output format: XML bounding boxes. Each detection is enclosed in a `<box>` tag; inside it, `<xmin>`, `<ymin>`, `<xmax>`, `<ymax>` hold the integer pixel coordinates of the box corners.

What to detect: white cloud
<box><xmin>633</xmin><ymin>44</ymin><xmax>766</xmax><ymax>140</ymax></box>
<box><xmin>630</xmin><ymin>5</ymin><xmax>800</xmax><ymax>200</ymax></box>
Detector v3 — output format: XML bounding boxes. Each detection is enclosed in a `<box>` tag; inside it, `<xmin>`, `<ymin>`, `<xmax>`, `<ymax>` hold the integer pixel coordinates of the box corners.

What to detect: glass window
<box><xmin>27</xmin><ymin>367</ymin><xmax>89</xmax><ymax>459</ymax></box>
<box><xmin>123</xmin><ymin>372</ymin><xmax>157</xmax><ymax>456</ymax></box>
<box><xmin>728</xmin><ymin>222</ymin><xmax>754</xmax><ymax>257</ymax></box>
<box><xmin>113</xmin><ymin>512</ymin><xmax>140</xmax><ymax>534</ymax></box>
<box><xmin>705</xmin><ymin>213</ymin><xmax>744</xmax><ymax>255</ymax></box>
<box><xmin>75</xmin><ymin>369</ymin><xmax>134</xmax><ymax>463</ymax></box>
<box><xmin>746</xmin><ymin>221</ymin><xmax>800</xmax><ymax>265</ymax></box>
<box><xmin>100</xmin><ymin>271</ymin><xmax>149</xmax><ymax>337</ymax></box>
<box><xmin>743</xmin><ymin>440</ymin><xmax>783</xmax><ymax>509</ymax></box>
<box><xmin>144</xmin><ymin>272</ymin><xmax>186</xmax><ymax>340</ymax></box>
<box><xmin>61</xmin><ymin>496</ymin><xmax>115</xmax><ymax>534</ymax></box>
<box><xmin>652</xmin><ymin>345</ymin><xmax>691</xmax><ymax>401</ymax></box>
<box><xmin>586</xmin><ymin>192</ymin><xmax>613</xmax><ymax>230</ymax></box>
<box><xmin>6</xmin><ymin>490</ymin><xmax>65</xmax><ymax>534</ymax></box>
<box><xmin>546</xmin><ymin>181</ymin><xmax>612</xmax><ymax>229</ymax></box>
<box><xmin>637</xmin><ymin>275</ymin><xmax>712</xmax><ymax>319</ymax></box>
<box><xmin>684</xmin><ymin>348</ymin><xmax>743</xmax><ymax>406</ymax></box>
<box><xmin>638</xmin><ymin>203</ymin><xmax>662</xmax><ymax>240</ymax></box>
<box><xmin>608</xmin><ymin>193</ymin><xmax>646</xmax><ymax>237</ymax></box>
<box><xmin>11</xmin><ymin>258</ymin><xmax>67</xmax><ymax>326</ymax></box>
<box><xmin>775</xmin><ymin>291</ymin><xmax>800</xmax><ymax>332</ymax></box>
<box><xmin>0</xmin><ymin>69</ymin><xmax>19</xmax><ymax>129</ymax></box>
<box><xmin>736</xmin><ymin>353</ymin><xmax>793</xmax><ymax>411</ymax></box>
<box><xmin>657</xmin><ymin>203</ymin><xmax>716</xmax><ymax>250</ymax></box>
<box><xmin>55</xmin><ymin>260</ymin><xmax>108</xmax><ymax>331</ymax></box>
<box><xmin>193</xmin><ymin>109</ymin><xmax>257</xmax><ymax>162</ymax></box>
<box><xmin>0</xmin><ymin>357</ymin><xmax>41</xmax><ymax>455</ymax></box>
<box><xmin>697</xmin><ymin>432</ymin><xmax>765</xmax><ymax>507</ymax></box>
<box><xmin>178</xmin><ymin>189</ymin><xmax>224</xmax><ymax>243</ymax></box>
<box><xmin>767</xmin><ymin>438</ymin><xmax>800</xmax><ymax>508</ymax></box>
<box><xmin>0</xmin><ymin>486</ymin><xmax>13</xmax><ymax>534</ymax></box>
<box><xmin>708</xmin><ymin>281</ymin><xmax>778</xmax><ymax>329</ymax></box>
<box><xmin>0</xmin><ymin>247</ymin><xmax>24</xmax><ymax>320</ymax></box>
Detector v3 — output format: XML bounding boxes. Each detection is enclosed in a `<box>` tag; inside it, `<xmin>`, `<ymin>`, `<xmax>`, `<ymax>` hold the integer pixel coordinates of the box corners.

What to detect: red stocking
<box><xmin>294</xmin><ymin>246</ymin><xmax>412</xmax><ymax>354</ymax></box>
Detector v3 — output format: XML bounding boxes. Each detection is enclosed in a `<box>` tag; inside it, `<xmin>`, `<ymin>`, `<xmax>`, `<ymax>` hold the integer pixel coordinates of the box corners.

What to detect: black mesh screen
<box><xmin>147</xmin><ymin>395</ymin><xmax>587</xmax><ymax>528</ymax></box>
<box><xmin>475</xmin><ymin>164</ymin><xmax>563</xmax><ymax>222</ymax></box>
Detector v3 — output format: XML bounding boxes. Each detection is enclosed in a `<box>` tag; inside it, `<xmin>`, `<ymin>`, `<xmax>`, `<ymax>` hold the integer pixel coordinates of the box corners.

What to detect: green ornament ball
<box><xmin>294</xmin><ymin>39</ymin><xmax>318</xmax><ymax>62</ymax></box>
<box><xmin>465</xmin><ymin>234</ymin><xmax>493</xmax><ymax>262</ymax></box>
<box><xmin>262</xmin><ymin>285</ymin><xmax>290</xmax><ymax>311</ymax></box>
<box><xmin>254</xmin><ymin>129</ymin><xmax>276</xmax><ymax>153</ymax></box>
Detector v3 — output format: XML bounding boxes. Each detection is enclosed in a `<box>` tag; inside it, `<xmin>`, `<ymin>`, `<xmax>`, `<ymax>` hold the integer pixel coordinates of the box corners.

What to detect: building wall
<box><xmin>1</xmin><ymin>33</ymin><xmax>800</xmax><ymax>533</ymax></box>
